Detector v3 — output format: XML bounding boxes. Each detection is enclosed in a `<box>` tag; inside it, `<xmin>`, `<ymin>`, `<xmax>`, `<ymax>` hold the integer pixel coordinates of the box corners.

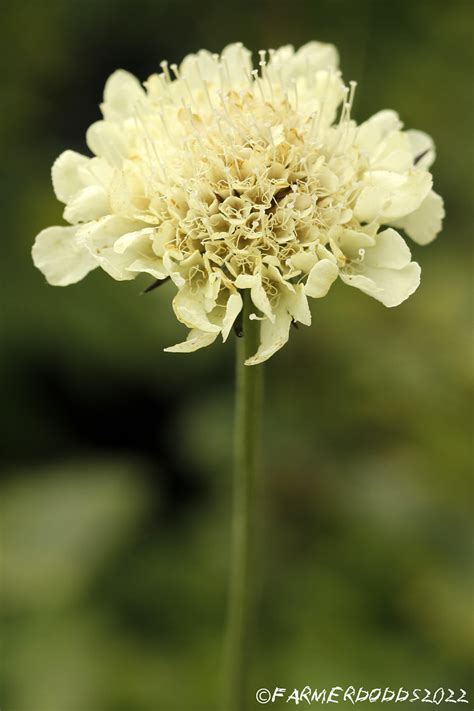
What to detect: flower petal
<box><xmin>363</xmin><ymin>228</ymin><xmax>412</xmax><ymax>270</ymax></box>
<box><xmin>406</xmin><ymin>129</ymin><xmax>435</xmax><ymax>169</ymax></box>
<box><xmin>164</xmin><ymin>329</ymin><xmax>218</xmax><ymax>353</ymax></box>
<box><xmin>235</xmin><ymin>273</ymin><xmax>274</xmax><ymax>321</ymax></box>
<box><xmin>180</xmin><ymin>50</ymin><xmax>220</xmax><ymax>88</ymax></box>
<box><xmin>63</xmin><ymin>185</ymin><xmax>110</xmax><ymax>224</ymax></box>
<box><xmin>77</xmin><ymin>216</ymin><xmax>147</xmax><ymax>280</ymax></box>
<box><xmin>113</xmin><ymin>228</ymin><xmax>156</xmax><ymax>254</ymax></box>
<box><xmin>172</xmin><ymin>287</ymin><xmax>220</xmax><ymax>333</ymax></box>
<box><xmin>341</xmin><ymin>228</ymin><xmax>420</xmax><ymax>306</ymax></box>
<box><xmin>283</xmin><ymin>284</ymin><xmax>311</xmax><ymax>325</ymax></box>
<box><xmin>113</xmin><ymin>228</ymin><xmax>168</xmax><ymax>279</ymax></box>
<box><xmin>355</xmin><ymin>170</ymin><xmax>432</xmax><ymax>223</ymax></box>
<box><xmin>392</xmin><ymin>190</ymin><xmax>444</xmax><ymax>245</ymax></box>
<box><xmin>356</xmin><ymin>110</ymin><xmax>402</xmax><ymax>156</ymax></box>
<box><xmin>295</xmin><ymin>41</ymin><xmax>339</xmax><ymax>71</ymax></box>
<box><xmin>100</xmin><ymin>70</ymin><xmax>145</xmax><ymax>122</ymax></box>
<box><xmin>338</xmin><ymin>229</ymin><xmax>375</xmax><ymax>259</ymax></box>
<box><xmin>221</xmin><ymin>44</ymin><xmax>253</xmax><ymax>85</ymax></box>
<box><xmin>370</xmin><ymin>131</ymin><xmax>413</xmax><ymax>173</ymax></box>
<box><xmin>290</xmin><ymin>251</ymin><xmax>318</xmax><ymax>273</ymax></box>
<box><xmin>352</xmin><ymin>185</ymin><xmax>387</xmax><ymax>224</ymax></box>
<box><xmin>51</xmin><ymin>150</ymin><xmax>90</xmax><ymax>203</ymax></box>
<box><xmin>341</xmin><ymin>262</ymin><xmax>421</xmax><ymax>307</ymax></box>
<box><xmin>32</xmin><ymin>225</ymin><xmax>97</xmax><ymax>286</ymax></box>
<box><xmin>86</xmin><ymin>121</ymin><xmax>129</xmax><ymax>166</ymax></box>
<box><xmin>305</xmin><ymin>258</ymin><xmax>339</xmax><ymax>298</ymax></box>
<box><xmin>312</xmin><ymin>70</ymin><xmax>346</xmax><ymax>125</ymax></box>
<box><xmin>244</xmin><ymin>309</ymin><xmax>292</xmax><ymax>366</ymax></box>
<box><xmin>221</xmin><ymin>292</ymin><xmax>243</xmax><ymax>342</ymax></box>
<box><xmin>269</xmin><ymin>41</ymin><xmax>339</xmax><ymax>85</ymax></box>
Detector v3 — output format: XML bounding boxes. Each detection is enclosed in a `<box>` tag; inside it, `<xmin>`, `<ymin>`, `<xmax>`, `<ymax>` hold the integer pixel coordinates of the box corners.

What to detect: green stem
<box><xmin>225</xmin><ymin>291</ymin><xmax>263</xmax><ymax>711</ymax></box>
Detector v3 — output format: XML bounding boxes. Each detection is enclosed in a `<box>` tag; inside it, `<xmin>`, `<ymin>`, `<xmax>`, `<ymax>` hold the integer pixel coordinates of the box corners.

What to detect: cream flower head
<box><xmin>33</xmin><ymin>42</ymin><xmax>444</xmax><ymax>365</ymax></box>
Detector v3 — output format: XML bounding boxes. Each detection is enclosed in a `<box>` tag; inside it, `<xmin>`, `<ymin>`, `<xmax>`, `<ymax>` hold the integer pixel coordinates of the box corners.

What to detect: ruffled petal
<box><xmin>32</xmin><ymin>225</ymin><xmax>97</xmax><ymax>286</ymax></box>
<box><xmin>392</xmin><ymin>190</ymin><xmax>444</xmax><ymax>245</ymax></box>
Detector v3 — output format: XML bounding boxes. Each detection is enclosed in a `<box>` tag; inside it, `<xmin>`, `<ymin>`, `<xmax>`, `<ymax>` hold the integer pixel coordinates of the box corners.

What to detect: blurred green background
<box><xmin>1</xmin><ymin>0</ymin><xmax>473</xmax><ymax>709</ymax></box>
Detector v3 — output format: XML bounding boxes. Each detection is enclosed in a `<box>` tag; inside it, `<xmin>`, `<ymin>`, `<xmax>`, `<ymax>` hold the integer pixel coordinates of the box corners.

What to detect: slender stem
<box><xmin>225</xmin><ymin>291</ymin><xmax>263</xmax><ymax>711</ymax></box>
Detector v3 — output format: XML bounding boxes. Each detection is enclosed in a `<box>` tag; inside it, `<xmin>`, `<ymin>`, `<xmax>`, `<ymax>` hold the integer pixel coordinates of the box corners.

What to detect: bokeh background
<box><xmin>1</xmin><ymin>0</ymin><xmax>473</xmax><ymax>709</ymax></box>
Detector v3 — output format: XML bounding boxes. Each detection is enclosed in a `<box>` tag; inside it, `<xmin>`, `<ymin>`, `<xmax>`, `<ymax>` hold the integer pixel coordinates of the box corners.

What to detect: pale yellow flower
<box><xmin>33</xmin><ymin>42</ymin><xmax>444</xmax><ymax>364</ymax></box>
